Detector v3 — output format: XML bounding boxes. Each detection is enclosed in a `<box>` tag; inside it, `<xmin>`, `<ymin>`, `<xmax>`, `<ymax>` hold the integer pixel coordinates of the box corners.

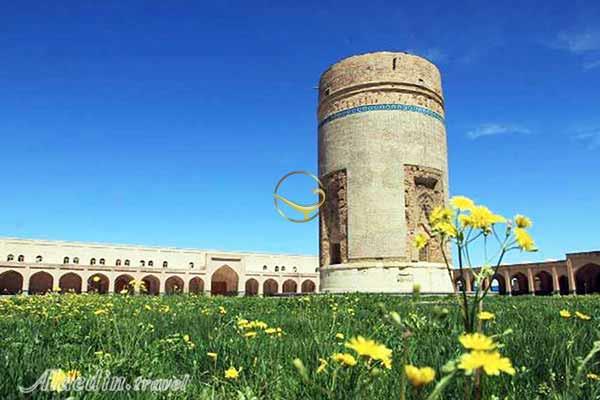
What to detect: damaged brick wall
<box><xmin>404</xmin><ymin>165</ymin><xmax>445</xmax><ymax>263</ymax></box>
<box><xmin>319</xmin><ymin>169</ymin><xmax>348</xmax><ymax>267</ymax></box>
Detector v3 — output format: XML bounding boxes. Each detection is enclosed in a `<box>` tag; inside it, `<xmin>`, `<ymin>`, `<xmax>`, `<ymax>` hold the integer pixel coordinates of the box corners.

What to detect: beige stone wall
<box><xmin>0</xmin><ymin>238</ymin><xmax>319</xmax><ymax>295</ymax></box>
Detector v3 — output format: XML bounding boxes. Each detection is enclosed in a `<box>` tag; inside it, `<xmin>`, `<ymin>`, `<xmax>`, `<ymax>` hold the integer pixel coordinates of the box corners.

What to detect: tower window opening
<box><xmin>392</xmin><ymin>57</ymin><xmax>397</xmax><ymax>70</ymax></box>
<box><xmin>330</xmin><ymin>243</ymin><xmax>341</xmax><ymax>265</ymax></box>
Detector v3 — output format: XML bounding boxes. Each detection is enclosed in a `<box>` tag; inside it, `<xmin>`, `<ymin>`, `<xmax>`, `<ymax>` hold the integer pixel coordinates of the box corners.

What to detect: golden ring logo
<box><xmin>273</xmin><ymin>171</ymin><xmax>326</xmax><ymax>223</ymax></box>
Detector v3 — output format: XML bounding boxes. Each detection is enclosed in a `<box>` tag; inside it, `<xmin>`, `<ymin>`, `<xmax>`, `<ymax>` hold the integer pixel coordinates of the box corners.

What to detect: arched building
<box><xmin>451</xmin><ymin>251</ymin><xmax>600</xmax><ymax>296</ymax></box>
<box><xmin>0</xmin><ymin>238</ymin><xmax>319</xmax><ymax>296</ymax></box>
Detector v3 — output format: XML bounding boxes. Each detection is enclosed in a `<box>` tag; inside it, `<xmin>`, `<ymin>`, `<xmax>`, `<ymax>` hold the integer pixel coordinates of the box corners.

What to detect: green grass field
<box><xmin>0</xmin><ymin>293</ymin><xmax>599</xmax><ymax>399</ymax></box>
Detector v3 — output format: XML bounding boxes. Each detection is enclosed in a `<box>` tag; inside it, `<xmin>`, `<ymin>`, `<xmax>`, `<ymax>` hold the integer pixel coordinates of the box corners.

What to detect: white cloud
<box><xmin>555</xmin><ymin>30</ymin><xmax>600</xmax><ymax>54</ymax></box>
<box><xmin>552</xmin><ymin>30</ymin><xmax>600</xmax><ymax>71</ymax></box>
<box><xmin>574</xmin><ymin>128</ymin><xmax>600</xmax><ymax>149</ymax></box>
<box><xmin>583</xmin><ymin>59</ymin><xmax>600</xmax><ymax>70</ymax></box>
<box><xmin>467</xmin><ymin>123</ymin><xmax>531</xmax><ymax>139</ymax></box>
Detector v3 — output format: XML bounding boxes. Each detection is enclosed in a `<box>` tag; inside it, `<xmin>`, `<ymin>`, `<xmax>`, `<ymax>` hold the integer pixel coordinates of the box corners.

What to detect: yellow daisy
<box><xmin>224</xmin><ymin>367</ymin><xmax>240</xmax><ymax>380</ymax></box>
<box><xmin>404</xmin><ymin>365</ymin><xmax>436</xmax><ymax>387</ymax></box>
<box><xmin>478</xmin><ymin>311</ymin><xmax>495</xmax><ymax>321</ymax></box>
<box><xmin>458</xmin><ymin>351</ymin><xmax>515</xmax><ymax>376</ymax></box>
<box><xmin>459</xmin><ymin>333</ymin><xmax>496</xmax><ymax>351</ymax></box>
<box><xmin>331</xmin><ymin>353</ymin><xmax>357</xmax><ymax>367</ymax></box>
<box><xmin>514</xmin><ymin>214</ymin><xmax>532</xmax><ymax>228</ymax></box>
<box><xmin>450</xmin><ymin>196</ymin><xmax>475</xmax><ymax>211</ymax></box>
<box><xmin>559</xmin><ymin>309</ymin><xmax>571</xmax><ymax>318</ymax></box>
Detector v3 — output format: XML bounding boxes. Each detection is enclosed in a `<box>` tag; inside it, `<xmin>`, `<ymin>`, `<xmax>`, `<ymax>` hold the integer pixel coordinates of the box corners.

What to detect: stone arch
<box><xmin>575</xmin><ymin>264</ymin><xmax>600</xmax><ymax>295</ymax></box>
<box><xmin>29</xmin><ymin>271</ymin><xmax>53</xmax><ymax>294</ymax></box>
<box><xmin>165</xmin><ymin>276</ymin><xmax>184</xmax><ymax>295</ymax></box>
<box><xmin>490</xmin><ymin>274</ymin><xmax>507</xmax><ymax>295</ymax></box>
<box><xmin>59</xmin><ymin>272</ymin><xmax>82</xmax><ymax>294</ymax></box>
<box><xmin>87</xmin><ymin>273</ymin><xmax>109</xmax><ymax>294</ymax></box>
<box><xmin>301</xmin><ymin>279</ymin><xmax>316</xmax><ymax>293</ymax></box>
<box><xmin>189</xmin><ymin>277</ymin><xmax>204</xmax><ymax>295</ymax></box>
<box><xmin>115</xmin><ymin>274</ymin><xmax>135</xmax><ymax>294</ymax></box>
<box><xmin>558</xmin><ymin>275</ymin><xmax>570</xmax><ymax>295</ymax></box>
<box><xmin>0</xmin><ymin>270</ymin><xmax>23</xmax><ymax>295</ymax></box>
<box><xmin>534</xmin><ymin>271</ymin><xmax>553</xmax><ymax>295</ymax></box>
<box><xmin>282</xmin><ymin>279</ymin><xmax>297</xmax><ymax>293</ymax></box>
<box><xmin>142</xmin><ymin>275</ymin><xmax>160</xmax><ymax>295</ymax></box>
<box><xmin>263</xmin><ymin>279</ymin><xmax>278</xmax><ymax>296</ymax></box>
<box><xmin>454</xmin><ymin>276</ymin><xmax>466</xmax><ymax>292</ymax></box>
<box><xmin>211</xmin><ymin>265</ymin><xmax>239</xmax><ymax>296</ymax></box>
<box><xmin>470</xmin><ymin>277</ymin><xmax>479</xmax><ymax>292</ymax></box>
<box><xmin>510</xmin><ymin>272</ymin><xmax>529</xmax><ymax>295</ymax></box>
<box><xmin>245</xmin><ymin>278</ymin><xmax>259</xmax><ymax>296</ymax></box>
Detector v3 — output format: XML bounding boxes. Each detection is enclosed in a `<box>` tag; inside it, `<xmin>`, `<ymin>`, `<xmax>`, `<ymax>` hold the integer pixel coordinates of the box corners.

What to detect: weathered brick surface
<box><xmin>318</xmin><ymin>52</ymin><xmax>444</xmax><ymax>121</ymax></box>
<box><xmin>318</xmin><ymin>51</ymin><xmax>452</xmax><ymax>292</ymax></box>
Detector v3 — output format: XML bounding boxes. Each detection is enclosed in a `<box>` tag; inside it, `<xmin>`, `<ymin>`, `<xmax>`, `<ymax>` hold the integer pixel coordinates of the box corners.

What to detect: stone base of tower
<box><xmin>319</xmin><ymin>261</ymin><xmax>453</xmax><ymax>294</ymax></box>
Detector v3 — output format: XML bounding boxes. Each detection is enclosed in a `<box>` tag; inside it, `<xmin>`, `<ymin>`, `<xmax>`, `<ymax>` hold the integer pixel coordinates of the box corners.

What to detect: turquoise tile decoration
<box><xmin>319</xmin><ymin>103</ymin><xmax>444</xmax><ymax>128</ymax></box>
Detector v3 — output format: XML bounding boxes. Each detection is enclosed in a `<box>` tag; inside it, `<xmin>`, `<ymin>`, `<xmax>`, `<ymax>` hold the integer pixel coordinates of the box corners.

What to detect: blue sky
<box><xmin>1</xmin><ymin>0</ymin><xmax>598</xmax><ymax>264</ymax></box>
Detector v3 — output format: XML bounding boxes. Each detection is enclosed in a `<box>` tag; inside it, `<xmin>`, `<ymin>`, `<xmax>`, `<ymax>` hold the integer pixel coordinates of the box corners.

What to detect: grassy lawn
<box><xmin>0</xmin><ymin>293</ymin><xmax>599</xmax><ymax>399</ymax></box>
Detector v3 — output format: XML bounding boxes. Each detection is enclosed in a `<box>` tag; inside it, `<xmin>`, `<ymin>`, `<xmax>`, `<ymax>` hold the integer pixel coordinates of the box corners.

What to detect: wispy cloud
<box><xmin>467</xmin><ymin>123</ymin><xmax>531</xmax><ymax>139</ymax></box>
<box><xmin>574</xmin><ymin>128</ymin><xmax>600</xmax><ymax>149</ymax></box>
<box><xmin>555</xmin><ymin>30</ymin><xmax>600</xmax><ymax>54</ymax></box>
<box><xmin>583</xmin><ymin>59</ymin><xmax>600</xmax><ymax>70</ymax></box>
<box><xmin>551</xmin><ymin>29</ymin><xmax>600</xmax><ymax>71</ymax></box>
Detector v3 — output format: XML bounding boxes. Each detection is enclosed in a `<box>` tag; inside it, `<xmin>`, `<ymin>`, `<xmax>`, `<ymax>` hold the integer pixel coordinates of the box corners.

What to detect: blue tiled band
<box><xmin>318</xmin><ymin>103</ymin><xmax>444</xmax><ymax>128</ymax></box>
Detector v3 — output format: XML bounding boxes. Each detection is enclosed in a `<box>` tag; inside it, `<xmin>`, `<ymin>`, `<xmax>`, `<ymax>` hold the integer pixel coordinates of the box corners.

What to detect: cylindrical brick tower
<box><xmin>318</xmin><ymin>51</ymin><xmax>453</xmax><ymax>293</ymax></box>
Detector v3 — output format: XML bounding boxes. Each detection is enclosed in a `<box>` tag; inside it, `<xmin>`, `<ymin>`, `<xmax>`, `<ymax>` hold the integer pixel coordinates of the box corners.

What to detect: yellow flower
<box><xmin>478</xmin><ymin>311</ymin><xmax>495</xmax><ymax>321</ymax></box>
<box><xmin>345</xmin><ymin>336</ymin><xmax>392</xmax><ymax>369</ymax></box>
<box><xmin>265</xmin><ymin>328</ymin><xmax>277</xmax><ymax>334</ymax></box>
<box><xmin>224</xmin><ymin>367</ymin><xmax>240</xmax><ymax>380</ymax></box>
<box><xmin>66</xmin><ymin>370</ymin><xmax>80</xmax><ymax>381</ymax></box>
<box><xmin>559</xmin><ymin>310</ymin><xmax>571</xmax><ymax>318</ymax></box>
<box><xmin>219</xmin><ymin>306</ymin><xmax>227</xmax><ymax>315</ymax></box>
<box><xmin>94</xmin><ymin>309</ymin><xmax>107</xmax><ymax>316</ymax></box>
<box><xmin>207</xmin><ymin>352</ymin><xmax>218</xmax><ymax>361</ymax></box>
<box><xmin>514</xmin><ymin>228</ymin><xmax>537</xmax><ymax>252</ymax></box>
<box><xmin>404</xmin><ymin>365</ymin><xmax>436</xmax><ymax>387</ymax></box>
<box><xmin>465</xmin><ymin>206</ymin><xmax>506</xmax><ymax>231</ymax></box>
<box><xmin>129</xmin><ymin>279</ymin><xmax>146</xmax><ymax>292</ymax></box>
<box><xmin>433</xmin><ymin>221</ymin><xmax>457</xmax><ymax>238</ymax></box>
<box><xmin>244</xmin><ymin>331</ymin><xmax>257</xmax><ymax>338</ymax></box>
<box><xmin>49</xmin><ymin>369</ymin><xmax>68</xmax><ymax>392</ymax></box>
<box><xmin>451</xmin><ymin>196</ymin><xmax>475</xmax><ymax>211</ymax></box>
<box><xmin>316</xmin><ymin>358</ymin><xmax>328</xmax><ymax>373</ymax></box>
<box><xmin>575</xmin><ymin>311</ymin><xmax>591</xmax><ymax>321</ymax></box>
<box><xmin>587</xmin><ymin>373</ymin><xmax>600</xmax><ymax>381</ymax></box>
<box><xmin>459</xmin><ymin>333</ymin><xmax>496</xmax><ymax>351</ymax></box>
<box><xmin>53</xmin><ymin>284</ymin><xmax>61</xmax><ymax>292</ymax></box>
<box><xmin>458</xmin><ymin>351</ymin><xmax>516</xmax><ymax>376</ymax></box>
<box><xmin>429</xmin><ymin>206</ymin><xmax>453</xmax><ymax>226</ymax></box>
<box><xmin>514</xmin><ymin>214</ymin><xmax>532</xmax><ymax>228</ymax></box>
<box><xmin>414</xmin><ymin>233</ymin><xmax>429</xmax><ymax>250</ymax></box>
<box><xmin>335</xmin><ymin>333</ymin><xmax>345</xmax><ymax>340</ymax></box>
<box><xmin>331</xmin><ymin>353</ymin><xmax>357</xmax><ymax>367</ymax></box>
